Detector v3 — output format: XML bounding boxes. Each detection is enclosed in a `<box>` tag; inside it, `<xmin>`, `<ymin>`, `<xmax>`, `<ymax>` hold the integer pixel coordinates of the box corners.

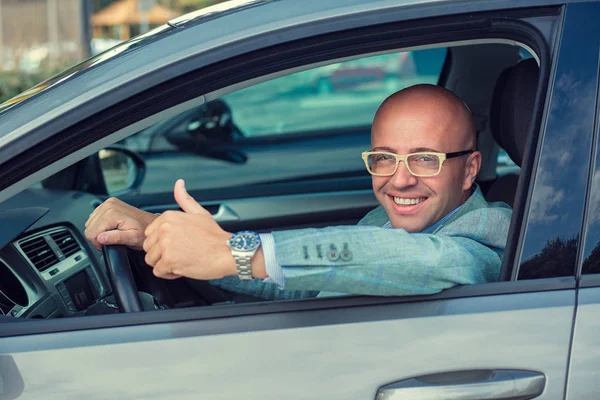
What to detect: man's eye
<box><xmin>413</xmin><ymin>154</ymin><xmax>438</xmax><ymax>163</ymax></box>
<box><xmin>374</xmin><ymin>154</ymin><xmax>394</xmax><ymax>162</ymax></box>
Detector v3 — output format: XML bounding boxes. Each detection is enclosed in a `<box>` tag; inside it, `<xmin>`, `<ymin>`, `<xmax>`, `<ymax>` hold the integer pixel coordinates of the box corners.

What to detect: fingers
<box><xmin>85</xmin><ymin>197</ymin><xmax>120</xmax><ymax>230</ymax></box>
<box><xmin>153</xmin><ymin>265</ymin><xmax>182</xmax><ymax>280</ymax></box>
<box><xmin>97</xmin><ymin>229</ymin><xmax>144</xmax><ymax>249</ymax></box>
<box><xmin>144</xmin><ymin>242</ymin><xmax>162</xmax><ymax>267</ymax></box>
<box><xmin>85</xmin><ymin>198</ymin><xmax>124</xmax><ymax>249</ymax></box>
<box><xmin>143</xmin><ymin>221</ymin><xmax>182</xmax><ymax>280</ymax></box>
<box><xmin>84</xmin><ymin>197</ymin><xmax>152</xmax><ymax>251</ymax></box>
<box><xmin>174</xmin><ymin>179</ymin><xmax>207</xmax><ymax>215</ymax></box>
<box><xmin>144</xmin><ymin>243</ymin><xmax>181</xmax><ymax>279</ymax></box>
<box><xmin>144</xmin><ymin>213</ymin><xmax>163</xmax><ymax>239</ymax></box>
<box><xmin>84</xmin><ymin>215</ymin><xmax>119</xmax><ymax>250</ymax></box>
<box><xmin>142</xmin><ymin>229</ymin><xmax>159</xmax><ymax>253</ymax></box>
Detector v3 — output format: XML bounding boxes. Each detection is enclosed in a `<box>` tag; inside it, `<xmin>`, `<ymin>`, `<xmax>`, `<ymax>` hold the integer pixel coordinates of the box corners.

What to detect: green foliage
<box><xmin>92</xmin><ymin>0</ymin><xmax>117</xmax><ymax>12</ymax></box>
<box><xmin>0</xmin><ymin>69</ymin><xmax>62</xmax><ymax>105</ymax></box>
<box><xmin>519</xmin><ymin>236</ymin><xmax>578</xmax><ymax>279</ymax></box>
<box><xmin>171</xmin><ymin>0</ymin><xmax>226</xmax><ymax>13</ymax></box>
<box><xmin>91</xmin><ymin>0</ymin><xmax>227</xmax><ymax>14</ymax></box>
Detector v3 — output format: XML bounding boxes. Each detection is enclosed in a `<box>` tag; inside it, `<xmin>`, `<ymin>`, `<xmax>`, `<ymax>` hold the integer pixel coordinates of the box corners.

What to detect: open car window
<box><xmin>113</xmin><ymin>49</ymin><xmax>447</xmax><ymax>195</ymax></box>
<box><xmin>0</xmin><ymin>35</ymin><xmax>553</xmax><ymax>323</ymax></box>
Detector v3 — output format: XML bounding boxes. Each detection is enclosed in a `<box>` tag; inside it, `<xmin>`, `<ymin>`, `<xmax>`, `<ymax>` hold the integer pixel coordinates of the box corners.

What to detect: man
<box><xmin>85</xmin><ymin>84</ymin><xmax>511</xmax><ymax>298</ymax></box>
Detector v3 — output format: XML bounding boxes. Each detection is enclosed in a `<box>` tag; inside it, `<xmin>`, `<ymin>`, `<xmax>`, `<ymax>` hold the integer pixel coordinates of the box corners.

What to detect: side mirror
<box><xmin>187</xmin><ymin>99</ymin><xmax>235</xmax><ymax>142</ymax></box>
<box><xmin>98</xmin><ymin>145</ymin><xmax>146</xmax><ymax>196</ymax></box>
<box><xmin>165</xmin><ymin>100</ymin><xmax>248</xmax><ymax>164</ymax></box>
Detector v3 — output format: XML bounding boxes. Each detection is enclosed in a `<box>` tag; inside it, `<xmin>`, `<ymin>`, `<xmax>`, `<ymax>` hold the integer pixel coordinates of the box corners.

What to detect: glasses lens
<box><xmin>407</xmin><ymin>153</ymin><xmax>441</xmax><ymax>176</ymax></box>
<box><xmin>367</xmin><ymin>153</ymin><xmax>397</xmax><ymax>175</ymax></box>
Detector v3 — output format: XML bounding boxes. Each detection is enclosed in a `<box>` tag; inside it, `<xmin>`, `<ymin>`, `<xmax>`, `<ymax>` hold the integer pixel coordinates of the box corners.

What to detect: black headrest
<box><xmin>490</xmin><ymin>58</ymin><xmax>539</xmax><ymax>167</ymax></box>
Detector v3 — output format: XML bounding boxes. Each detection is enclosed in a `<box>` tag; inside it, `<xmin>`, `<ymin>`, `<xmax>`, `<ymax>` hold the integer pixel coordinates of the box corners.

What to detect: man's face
<box><xmin>370</xmin><ymin>101</ymin><xmax>477</xmax><ymax>232</ymax></box>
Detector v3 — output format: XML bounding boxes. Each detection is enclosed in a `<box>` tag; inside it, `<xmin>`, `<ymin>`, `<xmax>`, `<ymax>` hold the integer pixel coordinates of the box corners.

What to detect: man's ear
<box><xmin>463</xmin><ymin>151</ymin><xmax>482</xmax><ymax>190</ymax></box>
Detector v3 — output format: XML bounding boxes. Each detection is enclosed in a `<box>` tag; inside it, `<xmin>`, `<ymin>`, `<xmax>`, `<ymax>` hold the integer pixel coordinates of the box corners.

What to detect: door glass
<box><xmin>581</xmin><ymin>89</ymin><xmax>600</xmax><ymax>275</ymax></box>
<box><xmin>518</xmin><ymin>8</ymin><xmax>599</xmax><ymax>280</ymax></box>
<box><xmin>118</xmin><ymin>49</ymin><xmax>447</xmax><ymax>194</ymax></box>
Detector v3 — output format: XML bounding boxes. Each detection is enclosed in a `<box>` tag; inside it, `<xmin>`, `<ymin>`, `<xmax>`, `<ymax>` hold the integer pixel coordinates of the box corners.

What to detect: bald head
<box><xmin>373</xmin><ymin>84</ymin><xmax>476</xmax><ymax>150</ymax></box>
<box><xmin>368</xmin><ymin>84</ymin><xmax>482</xmax><ymax>232</ymax></box>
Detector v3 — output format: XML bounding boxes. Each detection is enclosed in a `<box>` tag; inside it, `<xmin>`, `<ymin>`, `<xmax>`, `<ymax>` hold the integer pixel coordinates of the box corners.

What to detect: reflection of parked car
<box><xmin>307</xmin><ymin>52</ymin><xmax>418</xmax><ymax>93</ymax></box>
<box><xmin>2</xmin><ymin>0</ymin><xmax>600</xmax><ymax>398</ymax></box>
<box><xmin>496</xmin><ymin>149</ymin><xmax>520</xmax><ymax>176</ymax></box>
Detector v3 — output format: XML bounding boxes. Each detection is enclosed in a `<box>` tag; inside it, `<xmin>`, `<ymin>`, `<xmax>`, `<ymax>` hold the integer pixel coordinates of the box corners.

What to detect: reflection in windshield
<box><xmin>117</xmin><ymin>48</ymin><xmax>448</xmax><ymax>195</ymax></box>
<box><xmin>222</xmin><ymin>49</ymin><xmax>446</xmax><ymax>137</ymax></box>
<box><xmin>518</xmin><ymin>5</ymin><xmax>599</xmax><ymax>279</ymax></box>
<box><xmin>583</xmin><ymin>168</ymin><xmax>600</xmax><ymax>274</ymax></box>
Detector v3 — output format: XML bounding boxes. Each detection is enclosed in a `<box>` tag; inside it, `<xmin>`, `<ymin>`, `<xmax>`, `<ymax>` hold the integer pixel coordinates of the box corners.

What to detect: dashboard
<box><xmin>0</xmin><ymin>188</ymin><xmax>109</xmax><ymax>320</ymax></box>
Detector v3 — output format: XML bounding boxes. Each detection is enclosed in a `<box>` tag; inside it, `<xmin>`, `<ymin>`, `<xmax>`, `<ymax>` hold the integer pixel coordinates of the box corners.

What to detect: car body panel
<box><xmin>0</xmin><ymin>290</ymin><xmax>574</xmax><ymax>399</ymax></box>
<box><xmin>566</xmin><ymin>285</ymin><xmax>600</xmax><ymax>400</ymax></box>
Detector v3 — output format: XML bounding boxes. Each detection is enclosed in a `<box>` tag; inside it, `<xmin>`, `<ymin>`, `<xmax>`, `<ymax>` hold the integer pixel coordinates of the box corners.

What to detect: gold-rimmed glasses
<box><xmin>361</xmin><ymin>150</ymin><xmax>474</xmax><ymax>177</ymax></box>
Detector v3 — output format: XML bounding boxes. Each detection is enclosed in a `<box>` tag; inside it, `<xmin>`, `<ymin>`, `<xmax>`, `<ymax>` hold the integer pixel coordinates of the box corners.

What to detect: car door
<box><xmin>565</xmin><ymin>8</ymin><xmax>600</xmax><ymax>394</ymax></box>
<box><xmin>0</xmin><ymin>2</ymin><xmax>592</xmax><ymax>399</ymax></box>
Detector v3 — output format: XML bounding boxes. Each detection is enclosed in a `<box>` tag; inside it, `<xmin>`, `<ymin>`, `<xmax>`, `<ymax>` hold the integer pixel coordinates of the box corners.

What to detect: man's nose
<box><xmin>389</xmin><ymin>160</ymin><xmax>418</xmax><ymax>187</ymax></box>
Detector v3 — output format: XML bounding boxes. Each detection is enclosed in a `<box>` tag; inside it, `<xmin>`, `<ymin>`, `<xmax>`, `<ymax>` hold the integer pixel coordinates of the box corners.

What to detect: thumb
<box><xmin>174</xmin><ymin>179</ymin><xmax>205</xmax><ymax>214</ymax></box>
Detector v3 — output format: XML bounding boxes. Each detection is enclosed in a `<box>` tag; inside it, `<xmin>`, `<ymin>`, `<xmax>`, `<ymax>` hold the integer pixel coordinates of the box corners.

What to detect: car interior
<box><xmin>0</xmin><ymin>40</ymin><xmax>540</xmax><ymax>321</ymax></box>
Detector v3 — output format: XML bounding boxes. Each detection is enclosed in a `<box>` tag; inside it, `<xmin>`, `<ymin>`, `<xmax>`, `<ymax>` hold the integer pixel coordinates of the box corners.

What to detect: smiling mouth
<box><xmin>392</xmin><ymin>196</ymin><xmax>427</xmax><ymax>206</ymax></box>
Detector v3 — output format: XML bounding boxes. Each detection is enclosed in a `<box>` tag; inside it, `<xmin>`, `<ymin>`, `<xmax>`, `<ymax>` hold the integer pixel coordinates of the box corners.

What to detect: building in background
<box><xmin>0</xmin><ymin>0</ymin><xmax>230</xmax><ymax>72</ymax></box>
<box><xmin>0</xmin><ymin>0</ymin><xmax>228</xmax><ymax>104</ymax></box>
<box><xmin>0</xmin><ymin>0</ymin><xmax>88</xmax><ymax>72</ymax></box>
<box><xmin>91</xmin><ymin>0</ymin><xmax>179</xmax><ymax>41</ymax></box>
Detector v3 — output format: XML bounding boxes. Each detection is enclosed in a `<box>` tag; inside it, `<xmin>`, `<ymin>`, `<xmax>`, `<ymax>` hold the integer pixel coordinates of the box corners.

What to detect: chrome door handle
<box><xmin>376</xmin><ymin>369</ymin><xmax>545</xmax><ymax>400</ymax></box>
<box><xmin>212</xmin><ymin>204</ymin><xmax>239</xmax><ymax>222</ymax></box>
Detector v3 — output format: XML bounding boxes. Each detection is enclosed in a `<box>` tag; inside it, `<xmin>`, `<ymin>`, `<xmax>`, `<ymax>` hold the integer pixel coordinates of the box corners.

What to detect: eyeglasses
<box><xmin>362</xmin><ymin>150</ymin><xmax>474</xmax><ymax>177</ymax></box>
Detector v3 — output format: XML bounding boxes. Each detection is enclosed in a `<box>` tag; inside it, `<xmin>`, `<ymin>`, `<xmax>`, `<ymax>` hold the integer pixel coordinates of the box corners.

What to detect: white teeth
<box><xmin>393</xmin><ymin>197</ymin><xmax>425</xmax><ymax>206</ymax></box>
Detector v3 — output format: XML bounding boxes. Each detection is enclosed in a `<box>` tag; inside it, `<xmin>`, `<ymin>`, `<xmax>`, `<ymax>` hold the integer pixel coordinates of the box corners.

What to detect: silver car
<box><xmin>0</xmin><ymin>0</ymin><xmax>598</xmax><ymax>398</ymax></box>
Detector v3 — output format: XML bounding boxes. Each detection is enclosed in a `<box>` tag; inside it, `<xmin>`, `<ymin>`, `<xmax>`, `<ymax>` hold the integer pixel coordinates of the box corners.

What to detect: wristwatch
<box><xmin>226</xmin><ymin>230</ymin><xmax>261</xmax><ymax>280</ymax></box>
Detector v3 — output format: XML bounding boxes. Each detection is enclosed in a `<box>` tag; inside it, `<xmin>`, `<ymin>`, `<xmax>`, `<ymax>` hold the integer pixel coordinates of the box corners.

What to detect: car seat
<box><xmin>485</xmin><ymin>58</ymin><xmax>539</xmax><ymax>206</ymax></box>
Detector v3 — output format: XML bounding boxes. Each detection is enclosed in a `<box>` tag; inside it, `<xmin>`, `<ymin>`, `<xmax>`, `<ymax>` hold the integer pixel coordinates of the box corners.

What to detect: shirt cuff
<box><xmin>259</xmin><ymin>233</ymin><xmax>285</xmax><ymax>288</ymax></box>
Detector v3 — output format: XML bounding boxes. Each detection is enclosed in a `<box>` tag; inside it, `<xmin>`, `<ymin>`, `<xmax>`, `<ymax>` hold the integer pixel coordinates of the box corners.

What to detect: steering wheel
<box><xmin>102</xmin><ymin>245</ymin><xmax>143</xmax><ymax>313</ymax></box>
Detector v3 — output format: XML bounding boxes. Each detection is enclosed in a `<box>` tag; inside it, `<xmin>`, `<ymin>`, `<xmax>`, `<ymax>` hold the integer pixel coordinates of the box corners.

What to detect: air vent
<box><xmin>19</xmin><ymin>236</ymin><xmax>59</xmax><ymax>272</ymax></box>
<box><xmin>50</xmin><ymin>230</ymin><xmax>81</xmax><ymax>258</ymax></box>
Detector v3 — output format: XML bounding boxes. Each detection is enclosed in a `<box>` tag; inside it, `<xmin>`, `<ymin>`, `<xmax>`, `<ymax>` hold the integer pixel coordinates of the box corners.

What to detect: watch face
<box><xmin>229</xmin><ymin>231</ymin><xmax>261</xmax><ymax>251</ymax></box>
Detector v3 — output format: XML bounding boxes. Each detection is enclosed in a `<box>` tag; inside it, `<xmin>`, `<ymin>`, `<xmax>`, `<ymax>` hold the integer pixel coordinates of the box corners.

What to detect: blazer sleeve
<box><xmin>272</xmin><ymin>206</ymin><xmax>511</xmax><ymax>296</ymax></box>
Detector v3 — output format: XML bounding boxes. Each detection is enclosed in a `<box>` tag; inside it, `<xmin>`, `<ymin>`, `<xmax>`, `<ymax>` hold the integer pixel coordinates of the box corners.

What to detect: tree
<box><xmin>91</xmin><ymin>0</ymin><xmax>228</xmax><ymax>14</ymax></box>
<box><xmin>92</xmin><ymin>0</ymin><xmax>117</xmax><ymax>12</ymax></box>
<box><xmin>519</xmin><ymin>236</ymin><xmax>578</xmax><ymax>279</ymax></box>
<box><xmin>171</xmin><ymin>0</ymin><xmax>228</xmax><ymax>13</ymax></box>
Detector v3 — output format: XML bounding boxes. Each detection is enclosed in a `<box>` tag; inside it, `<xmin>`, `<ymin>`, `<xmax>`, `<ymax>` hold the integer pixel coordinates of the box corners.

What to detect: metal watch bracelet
<box><xmin>232</xmin><ymin>250</ymin><xmax>253</xmax><ymax>280</ymax></box>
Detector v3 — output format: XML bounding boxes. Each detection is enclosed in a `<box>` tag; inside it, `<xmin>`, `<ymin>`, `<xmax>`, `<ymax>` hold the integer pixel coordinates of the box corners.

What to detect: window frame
<box><xmin>511</xmin><ymin>2</ymin><xmax>600</xmax><ymax>283</ymax></box>
<box><xmin>0</xmin><ymin>7</ymin><xmax>568</xmax><ymax>337</ymax></box>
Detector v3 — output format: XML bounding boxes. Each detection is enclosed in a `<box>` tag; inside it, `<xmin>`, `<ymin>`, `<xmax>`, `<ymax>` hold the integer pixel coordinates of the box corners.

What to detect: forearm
<box><xmin>273</xmin><ymin>226</ymin><xmax>503</xmax><ymax>296</ymax></box>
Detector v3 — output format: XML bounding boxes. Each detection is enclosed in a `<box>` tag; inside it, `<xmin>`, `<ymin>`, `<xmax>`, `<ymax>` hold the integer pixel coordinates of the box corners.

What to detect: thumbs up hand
<box><xmin>143</xmin><ymin>179</ymin><xmax>236</xmax><ymax>280</ymax></box>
